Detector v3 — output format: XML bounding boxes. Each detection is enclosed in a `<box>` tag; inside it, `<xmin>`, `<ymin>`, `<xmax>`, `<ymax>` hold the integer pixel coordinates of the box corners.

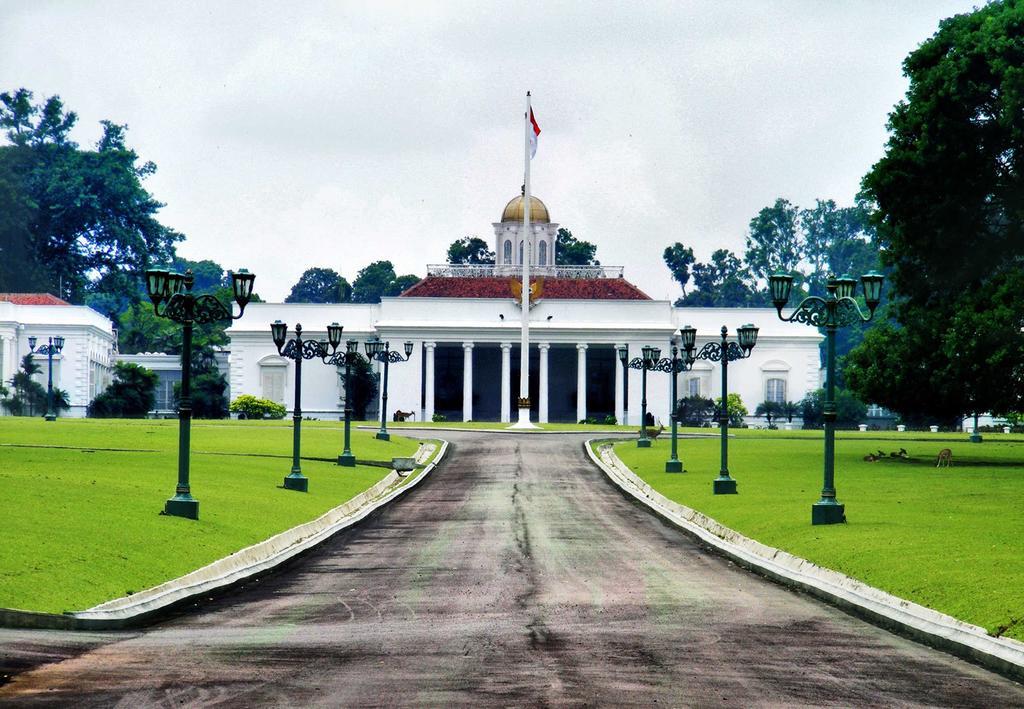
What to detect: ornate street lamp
<box><xmin>364</xmin><ymin>338</ymin><xmax>415</xmax><ymax>441</ymax></box>
<box><xmin>682</xmin><ymin>324</ymin><xmax>758</xmax><ymax>494</ymax></box>
<box><xmin>270</xmin><ymin>321</ymin><xmax>341</xmax><ymax>492</ymax></box>
<box><xmin>323</xmin><ymin>337</ymin><xmax>365</xmax><ymax>466</ymax></box>
<box><xmin>653</xmin><ymin>338</ymin><xmax>695</xmax><ymax>472</ymax></box>
<box><xmin>770</xmin><ymin>270</ymin><xmax>884</xmax><ymax>525</ymax></box>
<box><xmin>28</xmin><ymin>335</ymin><xmax>65</xmax><ymax>421</ymax></box>
<box><xmin>144</xmin><ymin>267</ymin><xmax>256</xmax><ymax>520</ymax></box>
<box><xmin>618</xmin><ymin>344</ymin><xmax>662</xmax><ymax>448</ymax></box>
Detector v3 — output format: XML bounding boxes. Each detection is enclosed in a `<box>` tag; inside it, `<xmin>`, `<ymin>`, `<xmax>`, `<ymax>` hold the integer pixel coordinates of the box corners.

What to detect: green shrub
<box><xmin>602</xmin><ymin>414</ymin><xmax>617</xmax><ymax>426</ymax></box>
<box><xmin>88</xmin><ymin>362</ymin><xmax>158</xmax><ymax>418</ymax></box>
<box><xmin>230</xmin><ymin>395</ymin><xmax>286</xmax><ymax>419</ymax></box>
<box><xmin>431</xmin><ymin>413</ymin><xmax>447</xmax><ymax>422</ymax></box>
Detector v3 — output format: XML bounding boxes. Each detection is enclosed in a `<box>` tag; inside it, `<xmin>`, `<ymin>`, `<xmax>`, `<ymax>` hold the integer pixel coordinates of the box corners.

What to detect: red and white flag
<box><xmin>529</xmin><ymin>108</ymin><xmax>541</xmax><ymax>159</ymax></box>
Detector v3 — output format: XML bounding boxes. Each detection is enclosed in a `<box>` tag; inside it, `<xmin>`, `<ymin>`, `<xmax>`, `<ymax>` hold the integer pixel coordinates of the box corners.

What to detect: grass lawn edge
<box><xmin>584</xmin><ymin>438</ymin><xmax>1024</xmax><ymax>684</ymax></box>
<box><xmin>0</xmin><ymin>439</ymin><xmax>449</xmax><ymax>631</ymax></box>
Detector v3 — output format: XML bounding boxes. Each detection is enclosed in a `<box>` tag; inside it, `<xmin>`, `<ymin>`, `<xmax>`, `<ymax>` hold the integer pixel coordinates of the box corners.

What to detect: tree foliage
<box><xmin>675</xmin><ymin>395</ymin><xmax>715</xmax><ymax>427</ymax></box>
<box><xmin>87</xmin><ymin>362</ymin><xmax>158</xmax><ymax>418</ymax></box>
<box><xmin>555</xmin><ymin>228</ymin><xmax>599</xmax><ymax>266</ymax></box>
<box><xmin>446</xmin><ymin>236</ymin><xmax>495</xmax><ymax>265</ymax></box>
<box><xmin>345</xmin><ymin>355</ymin><xmax>379</xmax><ymax>420</ymax></box>
<box><xmin>351</xmin><ymin>261</ymin><xmax>420</xmax><ymax>303</ymax></box>
<box><xmin>715</xmin><ymin>392</ymin><xmax>748</xmax><ymax>427</ymax></box>
<box><xmin>0</xmin><ymin>89</ymin><xmax>182</xmax><ymax>303</ymax></box>
<box><xmin>669</xmin><ymin>199</ymin><xmax>879</xmax><ymax>310</ymax></box>
<box><xmin>845</xmin><ymin>2</ymin><xmax>1024</xmax><ymax>420</ymax></box>
<box><xmin>0</xmin><ymin>354</ymin><xmax>60</xmax><ymax>416</ymax></box>
<box><xmin>285</xmin><ymin>267</ymin><xmax>352</xmax><ymax>303</ymax></box>
<box><xmin>799</xmin><ymin>388</ymin><xmax>868</xmax><ymax>429</ymax></box>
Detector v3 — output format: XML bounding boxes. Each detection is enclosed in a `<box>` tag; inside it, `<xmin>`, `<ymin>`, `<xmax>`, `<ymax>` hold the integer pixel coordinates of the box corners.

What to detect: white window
<box><xmin>539</xmin><ymin>240</ymin><xmax>547</xmax><ymax>266</ymax></box>
<box><xmin>260</xmin><ymin>362</ymin><xmax>287</xmax><ymax>404</ymax></box>
<box><xmin>503</xmin><ymin>240</ymin><xmax>512</xmax><ymax>263</ymax></box>
<box><xmin>686</xmin><ymin>377</ymin><xmax>701</xmax><ymax>397</ymax></box>
<box><xmin>766</xmin><ymin>378</ymin><xmax>786</xmax><ymax>404</ymax></box>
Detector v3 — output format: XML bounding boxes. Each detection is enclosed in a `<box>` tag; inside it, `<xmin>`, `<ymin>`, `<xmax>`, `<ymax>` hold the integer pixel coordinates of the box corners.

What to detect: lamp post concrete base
<box><xmin>375</xmin><ymin>431</ymin><xmax>391</xmax><ymax>441</ymax></box>
<box><xmin>811</xmin><ymin>500</ymin><xmax>845</xmax><ymax>525</ymax></box>
<box><xmin>164</xmin><ymin>496</ymin><xmax>199</xmax><ymax>520</ymax></box>
<box><xmin>665</xmin><ymin>460</ymin><xmax>683</xmax><ymax>473</ymax></box>
<box><xmin>45</xmin><ymin>413</ymin><xmax>56</xmax><ymax>422</ymax></box>
<box><xmin>637</xmin><ymin>439</ymin><xmax>651</xmax><ymax>448</ymax></box>
<box><xmin>283</xmin><ymin>474</ymin><xmax>308</xmax><ymax>492</ymax></box>
<box><xmin>970</xmin><ymin>433</ymin><xmax>983</xmax><ymax>443</ymax></box>
<box><xmin>338</xmin><ymin>453</ymin><xmax>356</xmax><ymax>467</ymax></box>
<box><xmin>713</xmin><ymin>476</ymin><xmax>737</xmax><ymax>495</ymax></box>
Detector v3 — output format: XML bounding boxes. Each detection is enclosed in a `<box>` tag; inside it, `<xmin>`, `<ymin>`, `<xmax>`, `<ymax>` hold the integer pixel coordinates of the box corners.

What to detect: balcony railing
<box><xmin>426</xmin><ymin>264</ymin><xmax>623</xmax><ymax>279</ymax></box>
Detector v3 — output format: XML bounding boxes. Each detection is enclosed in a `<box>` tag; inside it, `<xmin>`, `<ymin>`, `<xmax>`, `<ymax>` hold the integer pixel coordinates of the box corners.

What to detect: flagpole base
<box><xmin>510</xmin><ymin>400</ymin><xmax>538</xmax><ymax>429</ymax></box>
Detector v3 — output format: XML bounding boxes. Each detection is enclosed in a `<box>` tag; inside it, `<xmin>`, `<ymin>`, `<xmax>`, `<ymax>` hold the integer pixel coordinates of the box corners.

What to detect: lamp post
<box><xmin>680</xmin><ymin>324</ymin><xmax>759</xmax><ymax>494</ymax></box>
<box><xmin>365</xmin><ymin>338</ymin><xmax>414</xmax><ymax>441</ymax></box>
<box><xmin>270</xmin><ymin>321</ymin><xmax>342</xmax><ymax>492</ymax></box>
<box><xmin>27</xmin><ymin>335</ymin><xmax>65</xmax><ymax>421</ymax></box>
<box><xmin>144</xmin><ymin>267</ymin><xmax>256</xmax><ymax>520</ymax></box>
<box><xmin>324</xmin><ymin>339</ymin><xmax>365</xmax><ymax>466</ymax></box>
<box><xmin>769</xmin><ymin>271</ymin><xmax>884</xmax><ymax>525</ymax></box>
<box><xmin>618</xmin><ymin>344</ymin><xmax>661</xmax><ymax>447</ymax></box>
<box><xmin>654</xmin><ymin>338</ymin><xmax>695</xmax><ymax>472</ymax></box>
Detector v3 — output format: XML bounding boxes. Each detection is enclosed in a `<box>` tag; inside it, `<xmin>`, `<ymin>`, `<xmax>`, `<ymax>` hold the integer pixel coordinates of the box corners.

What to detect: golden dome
<box><xmin>501</xmin><ymin>194</ymin><xmax>550</xmax><ymax>224</ymax></box>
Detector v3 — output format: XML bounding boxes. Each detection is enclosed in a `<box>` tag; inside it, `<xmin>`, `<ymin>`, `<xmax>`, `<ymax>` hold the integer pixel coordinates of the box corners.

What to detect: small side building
<box><xmin>0</xmin><ymin>293</ymin><xmax>117</xmax><ymax>417</ymax></box>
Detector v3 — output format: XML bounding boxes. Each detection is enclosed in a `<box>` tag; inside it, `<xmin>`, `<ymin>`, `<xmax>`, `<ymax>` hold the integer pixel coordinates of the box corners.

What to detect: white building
<box><xmin>0</xmin><ymin>293</ymin><xmax>117</xmax><ymax>417</ymax></box>
<box><xmin>227</xmin><ymin>194</ymin><xmax>823</xmax><ymax>424</ymax></box>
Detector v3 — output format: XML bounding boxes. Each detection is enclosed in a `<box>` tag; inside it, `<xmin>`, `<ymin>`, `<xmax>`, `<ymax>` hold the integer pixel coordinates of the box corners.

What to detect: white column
<box><xmin>576</xmin><ymin>343</ymin><xmax>588</xmax><ymax>422</ymax></box>
<box><xmin>615</xmin><ymin>342</ymin><xmax>626</xmax><ymax>425</ymax></box>
<box><xmin>500</xmin><ymin>342</ymin><xmax>512</xmax><ymax>423</ymax></box>
<box><xmin>462</xmin><ymin>342</ymin><xmax>474</xmax><ymax>422</ymax></box>
<box><xmin>424</xmin><ymin>342</ymin><xmax>436</xmax><ymax>421</ymax></box>
<box><xmin>538</xmin><ymin>343</ymin><xmax>550</xmax><ymax>423</ymax></box>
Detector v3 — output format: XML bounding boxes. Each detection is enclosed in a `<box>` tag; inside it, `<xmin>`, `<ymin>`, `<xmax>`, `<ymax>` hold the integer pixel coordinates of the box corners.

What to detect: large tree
<box><xmin>663</xmin><ymin>243</ymin><xmax>695</xmax><ymax>295</ymax></box>
<box><xmin>0</xmin><ymin>89</ymin><xmax>182</xmax><ymax>303</ymax></box>
<box><xmin>351</xmin><ymin>261</ymin><xmax>420</xmax><ymax>303</ymax></box>
<box><xmin>683</xmin><ymin>249</ymin><xmax>757</xmax><ymax>307</ymax></box>
<box><xmin>446</xmin><ymin>236</ymin><xmax>495</xmax><ymax>265</ymax></box>
<box><xmin>555</xmin><ymin>228</ymin><xmax>599</xmax><ymax>266</ymax></box>
<box><xmin>285</xmin><ymin>267</ymin><xmax>352</xmax><ymax>303</ymax></box>
<box><xmin>845</xmin><ymin>1</ymin><xmax>1024</xmax><ymax>421</ymax></box>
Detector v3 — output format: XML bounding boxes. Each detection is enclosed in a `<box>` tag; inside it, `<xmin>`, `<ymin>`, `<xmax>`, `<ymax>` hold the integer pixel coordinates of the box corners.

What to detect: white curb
<box><xmin>1</xmin><ymin>441</ymin><xmax>447</xmax><ymax>630</ymax></box>
<box><xmin>585</xmin><ymin>439</ymin><xmax>1024</xmax><ymax>682</ymax></box>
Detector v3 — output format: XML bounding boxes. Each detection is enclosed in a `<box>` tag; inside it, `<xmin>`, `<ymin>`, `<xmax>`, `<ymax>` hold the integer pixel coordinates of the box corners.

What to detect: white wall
<box><xmin>0</xmin><ymin>302</ymin><xmax>116</xmax><ymax>417</ymax></box>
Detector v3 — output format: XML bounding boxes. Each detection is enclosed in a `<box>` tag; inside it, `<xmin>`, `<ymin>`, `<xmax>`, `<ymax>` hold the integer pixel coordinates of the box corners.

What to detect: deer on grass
<box><xmin>935</xmin><ymin>448</ymin><xmax>953</xmax><ymax>467</ymax></box>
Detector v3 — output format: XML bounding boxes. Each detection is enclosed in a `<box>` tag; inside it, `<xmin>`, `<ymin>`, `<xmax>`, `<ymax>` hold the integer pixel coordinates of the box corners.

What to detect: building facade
<box><xmin>226</xmin><ymin>194</ymin><xmax>823</xmax><ymax>424</ymax></box>
<box><xmin>0</xmin><ymin>293</ymin><xmax>117</xmax><ymax>417</ymax></box>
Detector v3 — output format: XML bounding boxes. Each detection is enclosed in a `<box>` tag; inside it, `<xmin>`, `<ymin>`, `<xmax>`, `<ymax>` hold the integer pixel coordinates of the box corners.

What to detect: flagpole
<box><xmin>514</xmin><ymin>91</ymin><xmax>535</xmax><ymax>428</ymax></box>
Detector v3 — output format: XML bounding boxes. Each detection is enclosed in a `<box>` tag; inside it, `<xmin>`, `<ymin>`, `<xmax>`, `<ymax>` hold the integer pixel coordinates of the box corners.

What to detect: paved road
<box><xmin>2</xmin><ymin>432</ymin><xmax>1023</xmax><ymax>707</ymax></box>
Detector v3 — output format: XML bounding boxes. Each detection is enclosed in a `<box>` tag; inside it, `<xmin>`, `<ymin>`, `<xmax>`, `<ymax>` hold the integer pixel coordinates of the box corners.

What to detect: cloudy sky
<box><xmin>2</xmin><ymin>1</ymin><xmax>979</xmax><ymax>301</ymax></box>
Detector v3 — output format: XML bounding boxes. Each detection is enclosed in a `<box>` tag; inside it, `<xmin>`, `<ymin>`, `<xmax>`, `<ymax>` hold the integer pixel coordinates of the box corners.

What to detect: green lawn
<box><xmin>0</xmin><ymin>417</ymin><xmax>432</xmax><ymax>614</ymax></box>
<box><xmin>607</xmin><ymin>430</ymin><xmax>1024</xmax><ymax>641</ymax></box>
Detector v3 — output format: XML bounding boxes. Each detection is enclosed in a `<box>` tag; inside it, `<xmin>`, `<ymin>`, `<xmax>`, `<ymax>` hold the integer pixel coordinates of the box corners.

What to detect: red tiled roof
<box><xmin>399</xmin><ymin>276</ymin><xmax>651</xmax><ymax>300</ymax></box>
<box><xmin>0</xmin><ymin>293</ymin><xmax>70</xmax><ymax>305</ymax></box>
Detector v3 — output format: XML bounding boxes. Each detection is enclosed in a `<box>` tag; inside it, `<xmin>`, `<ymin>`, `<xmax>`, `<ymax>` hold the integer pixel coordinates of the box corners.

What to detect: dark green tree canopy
<box><xmin>555</xmin><ymin>228</ymin><xmax>599</xmax><ymax>266</ymax></box>
<box><xmin>285</xmin><ymin>267</ymin><xmax>352</xmax><ymax>303</ymax></box>
<box><xmin>0</xmin><ymin>89</ymin><xmax>182</xmax><ymax>303</ymax></box>
<box><xmin>87</xmin><ymin>361</ymin><xmax>158</xmax><ymax>418</ymax></box>
<box><xmin>351</xmin><ymin>261</ymin><xmax>420</xmax><ymax>303</ymax></box>
<box><xmin>846</xmin><ymin>1</ymin><xmax>1024</xmax><ymax>419</ymax></box>
<box><xmin>663</xmin><ymin>243</ymin><xmax>695</xmax><ymax>294</ymax></box>
<box><xmin>667</xmin><ymin>199</ymin><xmax>878</xmax><ymax>309</ymax></box>
<box><xmin>447</xmin><ymin>236</ymin><xmax>495</xmax><ymax>264</ymax></box>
